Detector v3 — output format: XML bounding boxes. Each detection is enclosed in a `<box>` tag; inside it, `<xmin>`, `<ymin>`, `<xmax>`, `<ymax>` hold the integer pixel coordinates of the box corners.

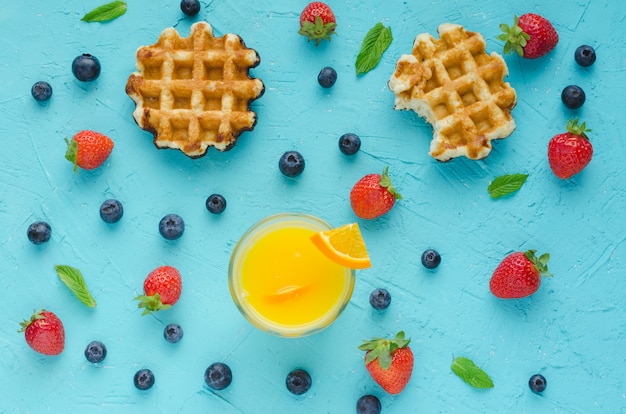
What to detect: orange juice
<box><xmin>229</xmin><ymin>213</ymin><xmax>355</xmax><ymax>337</ymax></box>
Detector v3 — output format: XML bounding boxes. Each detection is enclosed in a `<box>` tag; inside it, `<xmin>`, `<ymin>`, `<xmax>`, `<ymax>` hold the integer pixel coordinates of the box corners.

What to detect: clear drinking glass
<box><xmin>228</xmin><ymin>213</ymin><xmax>355</xmax><ymax>337</ymax></box>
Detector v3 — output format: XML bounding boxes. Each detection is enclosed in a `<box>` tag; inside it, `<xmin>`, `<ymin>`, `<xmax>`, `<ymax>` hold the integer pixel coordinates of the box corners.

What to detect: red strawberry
<box><xmin>350</xmin><ymin>167</ymin><xmax>402</xmax><ymax>219</ymax></box>
<box><xmin>490</xmin><ymin>250</ymin><xmax>551</xmax><ymax>299</ymax></box>
<box><xmin>298</xmin><ymin>2</ymin><xmax>337</xmax><ymax>46</ymax></box>
<box><xmin>498</xmin><ymin>13</ymin><xmax>558</xmax><ymax>59</ymax></box>
<box><xmin>359</xmin><ymin>331</ymin><xmax>414</xmax><ymax>395</ymax></box>
<box><xmin>65</xmin><ymin>130</ymin><xmax>114</xmax><ymax>171</ymax></box>
<box><xmin>135</xmin><ymin>266</ymin><xmax>182</xmax><ymax>315</ymax></box>
<box><xmin>548</xmin><ymin>118</ymin><xmax>593</xmax><ymax>179</ymax></box>
<box><xmin>18</xmin><ymin>309</ymin><xmax>65</xmax><ymax>356</ymax></box>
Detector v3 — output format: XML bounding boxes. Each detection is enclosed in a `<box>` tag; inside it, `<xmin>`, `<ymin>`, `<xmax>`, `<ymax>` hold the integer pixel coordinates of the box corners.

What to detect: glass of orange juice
<box><xmin>228</xmin><ymin>213</ymin><xmax>355</xmax><ymax>337</ymax></box>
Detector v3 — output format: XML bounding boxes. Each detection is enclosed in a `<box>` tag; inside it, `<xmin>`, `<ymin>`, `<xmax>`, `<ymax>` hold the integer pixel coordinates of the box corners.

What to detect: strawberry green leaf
<box><xmin>82</xmin><ymin>1</ymin><xmax>127</xmax><ymax>22</ymax></box>
<box><xmin>566</xmin><ymin>118</ymin><xmax>591</xmax><ymax>138</ymax></box>
<box><xmin>379</xmin><ymin>166</ymin><xmax>402</xmax><ymax>200</ymax></box>
<box><xmin>359</xmin><ymin>331</ymin><xmax>410</xmax><ymax>370</ymax></box>
<box><xmin>488</xmin><ymin>173</ymin><xmax>528</xmax><ymax>199</ymax></box>
<box><xmin>355</xmin><ymin>22</ymin><xmax>393</xmax><ymax>76</ymax></box>
<box><xmin>525</xmin><ymin>250</ymin><xmax>553</xmax><ymax>277</ymax></box>
<box><xmin>498</xmin><ymin>15</ymin><xmax>530</xmax><ymax>56</ymax></box>
<box><xmin>54</xmin><ymin>265</ymin><xmax>97</xmax><ymax>308</ymax></box>
<box><xmin>451</xmin><ymin>356</ymin><xmax>494</xmax><ymax>389</ymax></box>
<box><xmin>17</xmin><ymin>309</ymin><xmax>44</xmax><ymax>333</ymax></box>
<box><xmin>134</xmin><ymin>293</ymin><xmax>171</xmax><ymax>316</ymax></box>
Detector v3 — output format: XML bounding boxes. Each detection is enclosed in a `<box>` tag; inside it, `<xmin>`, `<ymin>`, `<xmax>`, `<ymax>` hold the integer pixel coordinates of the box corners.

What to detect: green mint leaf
<box><xmin>488</xmin><ymin>173</ymin><xmax>528</xmax><ymax>199</ymax></box>
<box><xmin>451</xmin><ymin>356</ymin><xmax>494</xmax><ymax>389</ymax></box>
<box><xmin>54</xmin><ymin>265</ymin><xmax>97</xmax><ymax>308</ymax></box>
<box><xmin>355</xmin><ymin>22</ymin><xmax>393</xmax><ymax>76</ymax></box>
<box><xmin>82</xmin><ymin>1</ymin><xmax>127</xmax><ymax>22</ymax></box>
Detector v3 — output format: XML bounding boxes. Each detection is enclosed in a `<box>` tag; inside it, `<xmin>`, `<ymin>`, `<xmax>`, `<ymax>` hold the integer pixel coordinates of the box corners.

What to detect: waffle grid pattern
<box><xmin>389</xmin><ymin>23</ymin><xmax>516</xmax><ymax>161</ymax></box>
<box><xmin>126</xmin><ymin>22</ymin><xmax>264</xmax><ymax>157</ymax></box>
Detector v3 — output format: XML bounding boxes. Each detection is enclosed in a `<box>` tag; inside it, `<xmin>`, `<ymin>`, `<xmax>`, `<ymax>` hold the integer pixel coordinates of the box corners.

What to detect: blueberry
<box><xmin>286</xmin><ymin>369</ymin><xmax>312</xmax><ymax>395</ymax></box>
<box><xmin>278</xmin><ymin>151</ymin><xmax>305</xmax><ymax>178</ymax></box>
<box><xmin>339</xmin><ymin>133</ymin><xmax>361</xmax><ymax>155</ymax></box>
<box><xmin>529</xmin><ymin>374</ymin><xmax>547</xmax><ymax>393</ymax></box>
<box><xmin>561</xmin><ymin>85</ymin><xmax>585</xmax><ymax>109</ymax></box>
<box><xmin>180</xmin><ymin>0</ymin><xmax>201</xmax><ymax>16</ymax></box>
<box><xmin>356</xmin><ymin>394</ymin><xmax>382</xmax><ymax>414</ymax></box>
<box><xmin>318</xmin><ymin>67</ymin><xmax>337</xmax><ymax>88</ymax></box>
<box><xmin>574</xmin><ymin>45</ymin><xmax>596</xmax><ymax>67</ymax></box>
<box><xmin>27</xmin><ymin>221</ymin><xmax>51</xmax><ymax>245</ymax></box>
<box><xmin>421</xmin><ymin>248</ymin><xmax>441</xmax><ymax>269</ymax></box>
<box><xmin>204</xmin><ymin>362</ymin><xmax>232</xmax><ymax>390</ymax></box>
<box><xmin>369</xmin><ymin>288</ymin><xmax>391</xmax><ymax>310</ymax></box>
<box><xmin>134</xmin><ymin>368</ymin><xmax>155</xmax><ymax>390</ymax></box>
<box><xmin>206</xmin><ymin>194</ymin><xmax>227</xmax><ymax>214</ymax></box>
<box><xmin>72</xmin><ymin>54</ymin><xmax>101</xmax><ymax>82</ymax></box>
<box><xmin>163</xmin><ymin>323</ymin><xmax>184</xmax><ymax>343</ymax></box>
<box><xmin>159</xmin><ymin>214</ymin><xmax>185</xmax><ymax>240</ymax></box>
<box><xmin>84</xmin><ymin>341</ymin><xmax>107</xmax><ymax>363</ymax></box>
<box><xmin>100</xmin><ymin>199</ymin><xmax>124</xmax><ymax>223</ymax></box>
<box><xmin>31</xmin><ymin>81</ymin><xmax>52</xmax><ymax>102</ymax></box>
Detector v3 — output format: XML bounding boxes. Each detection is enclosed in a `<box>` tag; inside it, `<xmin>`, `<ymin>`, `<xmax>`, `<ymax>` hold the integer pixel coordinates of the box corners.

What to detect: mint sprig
<box><xmin>488</xmin><ymin>173</ymin><xmax>528</xmax><ymax>199</ymax></box>
<box><xmin>54</xmin><ymin>265</ymin><xmax>97</xmax><ymax>308</ymax></box>
<box><xmin>451</xmin><ymin>356</ymin><xmax>494</xmax><ymax>389</ymax></box>
<box><xmin>82</xmin><ymin>1</ymin><xmax>127</xmax><ymax>22</ymax></box>
<box><xmin>355</xmin><ymin>22</ymin><xmax>393</xmax><ymax>76</ymax></box>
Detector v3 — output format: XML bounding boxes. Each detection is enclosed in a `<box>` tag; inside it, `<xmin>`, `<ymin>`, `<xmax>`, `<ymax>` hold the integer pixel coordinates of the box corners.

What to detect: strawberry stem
<box><xmin>379</xmin><ymin>167</ymin><xmax>402</xmax><ymax>200</ymax></box>
<box><xmin>298</xmin><ymin>15</ymin><xmax>336</xmax><ymax>46</ymax></box>
<box><xmin>566</xmin><ymin>118</ymin><xmax>591</xmax><ymax>139</ymax></box>
<box><xmin>18</xmin><ymin>309</ymin><xmax>44</xmax><ymax>333</ymax></box>
<box><xmin>525</xmin><ymin>250</ymin><xmax>552</xmax><ymax>277</ymax></box>
<box><xmin>64</xmin><ymin>138</ymin><xmax>79</xmax><ymax>172</ymax></box>
<box><xmin>358</xmin><ymin>331</ymin><xmax>410</xmax><ymax>370</ymax></box>
<box><xmin>496</xmin><ymin>15</ymin><xmax>530</xmax><ymax>56</ymax></box>
<box><xmin>134</xmin><ymin>293</ymin><xmax>171</xmax><ymax>316</ymax></box>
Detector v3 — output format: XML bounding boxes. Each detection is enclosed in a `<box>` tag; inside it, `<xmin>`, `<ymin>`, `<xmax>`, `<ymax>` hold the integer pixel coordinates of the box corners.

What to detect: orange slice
<box><xmin>311</xmin><ymin>223</ymin><xmax>371</xmax><ymax>269</ymax></box>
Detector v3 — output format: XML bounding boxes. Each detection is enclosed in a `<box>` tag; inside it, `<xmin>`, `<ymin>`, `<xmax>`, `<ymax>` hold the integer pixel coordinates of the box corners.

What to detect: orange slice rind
<box><xmin>310</xmin><ymin>223</ymin><xmax>371</xmax><ymax>269</ymax></box>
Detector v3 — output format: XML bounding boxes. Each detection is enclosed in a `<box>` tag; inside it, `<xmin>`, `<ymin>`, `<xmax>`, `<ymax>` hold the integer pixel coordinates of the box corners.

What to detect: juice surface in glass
<box><xmin>229</xmin><ymin>213</ymin><xmax>355</xmax><ymax>337</ymax></box>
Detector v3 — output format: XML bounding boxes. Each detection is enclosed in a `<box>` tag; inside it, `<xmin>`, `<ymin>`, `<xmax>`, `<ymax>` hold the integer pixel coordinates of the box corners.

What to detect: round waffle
<box><xmin>126</xmin><ymin>22</ymin><xmax>265</xmax><ymax>158</ymax></box>
<box><xmin>389</xmin><ymin>23</ymin><xmax>516</xmax><ymax>161</ymax></box>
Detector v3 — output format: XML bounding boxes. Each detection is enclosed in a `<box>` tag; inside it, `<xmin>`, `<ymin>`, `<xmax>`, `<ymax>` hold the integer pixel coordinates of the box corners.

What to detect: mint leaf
<box><xmin>82</xmin><ymin>1</ymin><xmax>127</xmax><ymax>22</ymax></box>
<box><xmin>355</xmin><ymin>22</ymin><xmax>393</xmax><ymax>76</ymax></box>
<box><xmin>451</xmin><ymin>356</ymin><xmax>494</xmax><ymax>388</ymax></box>
<box><xmin>54</xmin><ymin>265</ymin><xmax>97</xmax><ymax>308</ymax></box>
<box><xmin>488</xmin><ymin>173</ymin><xmax>528</xmax><ymax>199</ymax></box>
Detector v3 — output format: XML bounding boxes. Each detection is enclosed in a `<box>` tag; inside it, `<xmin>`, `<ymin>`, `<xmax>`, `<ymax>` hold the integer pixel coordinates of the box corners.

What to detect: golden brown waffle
<box><xmin>388</xmin><ymin>23</ymin><xmax>516</xmax><ymax>161</ymax></box>
<box><xmin>125</xmin><ymin>22</ymin><xmax>265</xmax><ymax>158</ymax></box>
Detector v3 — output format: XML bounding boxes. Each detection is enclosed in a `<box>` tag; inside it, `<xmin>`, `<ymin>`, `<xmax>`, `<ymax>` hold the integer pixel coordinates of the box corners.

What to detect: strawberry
<box><xmin>298</xmin><ymin>2</ymin><xmax>337</xmax><ymax>46</ymax></box>
<box><xmin>350</xmin><ymin>167</ymin><xmax>402</xmax><ymax>219</ymax></box>
<box><xmin>498</xmin><ymin>14</ymin><xmax>558</xmax><ymax>59</ymax></box>
<box><xmin>489</xmin><ymin>250</ymin><xmax>551</xmax><ymax>299</ymax></box>
<box><xmin>135</xmin><ymin>266</ymin><xmax>182</xmax><ymax>315</ymax></box>
<box><xmin>65</xmin><ymin>130</ymin><xmax>114</xmax><ymax>171</ymax></box>
<box><xmin>18</xmin><ymin>309</ymin><xmax>65</xmax><ymax>356</ymax></box>
<box><xmin>548</xmin><ymin>118</ymin><xmax>593</xmax><ymax>179</ymax></box>
<box><xmin>358</xmin><ymin>331</ymin><xmax>414</xmax><ymax>395</ymax></box>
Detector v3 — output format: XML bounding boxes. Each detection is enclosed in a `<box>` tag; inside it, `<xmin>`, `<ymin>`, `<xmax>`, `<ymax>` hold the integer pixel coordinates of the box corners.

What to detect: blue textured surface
<box><xmin>1</xmin><ymin>1</ymin><xmax>625</xmax><ymax>413</ymax></box>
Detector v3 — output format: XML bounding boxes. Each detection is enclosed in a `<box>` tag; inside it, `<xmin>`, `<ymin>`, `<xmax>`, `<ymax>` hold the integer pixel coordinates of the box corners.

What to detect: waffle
<box><xmin>388</xmin><ymin>23</ymin><xmax>516</xmax><ymax>161</ymax></box>
<box><xmin>125</xmin><ymin>22</ymin><xmax>265</xmax><ymax>158</ymax></box>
